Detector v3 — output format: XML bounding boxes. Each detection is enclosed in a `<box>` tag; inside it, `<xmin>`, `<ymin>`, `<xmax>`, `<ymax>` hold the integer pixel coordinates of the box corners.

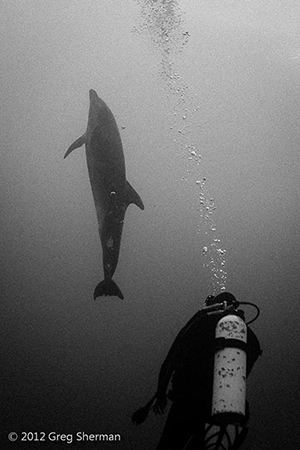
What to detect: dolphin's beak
<box><xmin>89</xmin><ymin>89</ymin><xmax>98</xmax><ymax>102</ymax></box>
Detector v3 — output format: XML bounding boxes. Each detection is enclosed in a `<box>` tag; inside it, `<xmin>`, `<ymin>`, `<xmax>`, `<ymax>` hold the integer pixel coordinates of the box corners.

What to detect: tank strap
<box><xmin>214</xmin><ymin>337</ymin><xmax>247</xmax><ymax>353</ymax></box>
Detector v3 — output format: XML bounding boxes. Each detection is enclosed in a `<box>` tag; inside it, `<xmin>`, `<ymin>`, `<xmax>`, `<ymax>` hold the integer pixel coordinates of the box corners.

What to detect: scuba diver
<box><xmin>132</xmin><ymin>292</ymin><xmax>262</xmax><ymax>450</ymax></box>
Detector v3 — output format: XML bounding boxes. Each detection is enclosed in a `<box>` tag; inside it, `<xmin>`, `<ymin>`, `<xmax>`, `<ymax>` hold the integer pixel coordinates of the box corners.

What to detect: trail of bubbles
<box><xmin>197</xmin><ymin>181</ymin><xmax>227</xmax><ymax>293</ymax></box>
<box><xmin>133</xmin><ymin>1</ymin><xmax>227</xmax><ymax>294</ymax></box>
<box><xmin>164</xmin><ymin>70</ymin><xmax>228</xmax><ymax>294</ymax></box>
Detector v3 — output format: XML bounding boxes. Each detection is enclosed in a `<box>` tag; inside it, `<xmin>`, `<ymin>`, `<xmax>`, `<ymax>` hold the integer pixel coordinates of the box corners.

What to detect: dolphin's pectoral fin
<box><xmin>64</xmin><ymin>134</ymin><xmax>86</xmax><ymax>159</ymax></box>
<box><xmin>126</xmin><ymin>181</ymin><xmax>144</xmax><ymax>210</ymax></box>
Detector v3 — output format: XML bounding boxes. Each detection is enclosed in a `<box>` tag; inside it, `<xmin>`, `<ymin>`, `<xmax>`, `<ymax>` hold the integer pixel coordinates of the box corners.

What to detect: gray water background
<box><xmin>1</xmin><ymin>1</ymin><xmax>300</xmax><ymax>448</ymax></box>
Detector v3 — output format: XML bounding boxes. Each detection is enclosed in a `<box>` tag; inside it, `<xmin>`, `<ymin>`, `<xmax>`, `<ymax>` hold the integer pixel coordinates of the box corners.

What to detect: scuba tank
<box><xmin>211</xmin><ymin>312</ymin><xmax>247</xmax><ymax>425</ymax></box>
<box><xmin>199</xmin><ymin>298</ymin><xmax>260</xmax><ymax>450</ymax></box>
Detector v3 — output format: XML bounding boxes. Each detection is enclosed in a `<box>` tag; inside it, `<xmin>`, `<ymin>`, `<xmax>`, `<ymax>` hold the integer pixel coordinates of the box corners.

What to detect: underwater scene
<box><xmin>1</xmin><ymin>1</ymin><xmax>300</xmax><ymax>449</ymax></box>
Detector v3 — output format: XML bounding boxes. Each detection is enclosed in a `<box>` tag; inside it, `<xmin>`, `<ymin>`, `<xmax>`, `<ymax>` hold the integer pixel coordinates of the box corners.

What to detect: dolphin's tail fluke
<box><xmin>94</xmin><ymin>279</ymin><xmax>124</xmax><ymax>300</ymax></box>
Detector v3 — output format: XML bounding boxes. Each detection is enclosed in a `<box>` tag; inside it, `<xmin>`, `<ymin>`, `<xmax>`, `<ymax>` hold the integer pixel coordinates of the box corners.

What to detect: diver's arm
<box><xmin>153</xmin><ymin>310</ymin><xmax>206</xmax><ymax>413</ymax></box>
<box><xmin>246</xmin><ymin>327</ymin><xmax>262</xmax><ymax>376</ymax></box>
<box><xmin>153</xmin><ymin>348</ymin><xmax>178</xmax><ymax>413</ymax></box>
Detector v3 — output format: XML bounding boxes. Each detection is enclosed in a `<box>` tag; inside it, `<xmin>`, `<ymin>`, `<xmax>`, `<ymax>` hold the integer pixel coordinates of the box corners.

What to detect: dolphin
<box><xmin>64</xmin><ymin>89</ymin><xmax>144</xmax><ymax>300</ymax></box>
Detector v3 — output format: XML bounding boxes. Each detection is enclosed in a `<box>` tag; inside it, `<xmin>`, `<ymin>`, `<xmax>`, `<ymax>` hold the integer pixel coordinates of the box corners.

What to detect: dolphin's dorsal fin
<box><xmin>64</xmin><ymin>134</ymin><xmax>86</xmax><ymax>159</ymax></box>
<box><xmin>126</xmin><ymin>181</ymin><xmax>144</xmax><ymax>210</ymax></box>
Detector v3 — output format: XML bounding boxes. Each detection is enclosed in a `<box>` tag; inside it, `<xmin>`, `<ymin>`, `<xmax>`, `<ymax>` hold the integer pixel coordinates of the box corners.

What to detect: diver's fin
<box><xmin>94</xmin><ymin>279</ymin><xmax>124</xmax><ymax>300</ymax></box>
<box><xmin>64</xmin><ymin>134</ymin><xmax>86</xmax><ymax>159</ymax></box>
<box><xmin>126</xmin><ymin>181</ymin><xmax>144</xmax><ymax>210</ymax></box>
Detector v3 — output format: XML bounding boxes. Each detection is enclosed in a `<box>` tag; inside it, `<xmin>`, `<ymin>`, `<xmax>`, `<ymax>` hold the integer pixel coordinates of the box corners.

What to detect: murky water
<box><xmin>1</xmin><ymin>1</ymin><xmax>300</xmax><ymax>449</ymax></box>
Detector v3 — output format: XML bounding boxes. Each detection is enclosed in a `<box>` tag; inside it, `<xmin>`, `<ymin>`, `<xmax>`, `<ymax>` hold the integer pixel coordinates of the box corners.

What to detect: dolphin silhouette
<box><xmin>64</xmin><ymin>89</ymin><xmax>144</xmax><ymax>300</ymax></box>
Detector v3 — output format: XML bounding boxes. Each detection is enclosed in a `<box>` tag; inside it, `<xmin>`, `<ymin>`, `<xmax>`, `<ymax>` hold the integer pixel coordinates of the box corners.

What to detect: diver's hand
<box><xmin>153</xmin><ymin>395</ymin><xmax>167</xmax><ymax>415</ymax></box>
